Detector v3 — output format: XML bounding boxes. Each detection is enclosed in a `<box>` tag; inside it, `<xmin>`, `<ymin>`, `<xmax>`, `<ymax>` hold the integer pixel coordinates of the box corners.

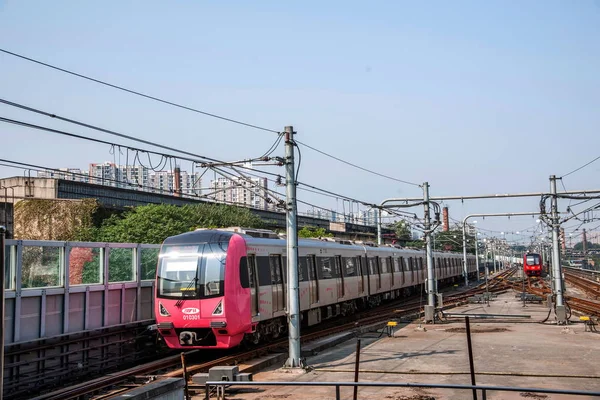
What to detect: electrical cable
<box><xmin>0</xmin><ymin>51</ymin><xmax>279</xmax><ymax>134</ymax></box>
<box><xmin>561</xmin><ymin>154</ymin><xmax>600</xmax><ymax>178</ymax></box>
<box><xmin>295</xmin><ymin>139</ymin><xmax>420</xmax><ymax>187</ymax></box>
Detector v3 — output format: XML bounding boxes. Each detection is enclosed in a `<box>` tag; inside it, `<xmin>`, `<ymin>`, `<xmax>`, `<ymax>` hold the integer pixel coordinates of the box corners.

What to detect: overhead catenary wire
<box><xmin>0</xmin><ymin>115</ymin><xmax>282</xmax><ymax>180</ymax></box>
<box><xmin>295</xmin><ymin>139</ymin><xmax>420</xmax><ymax>187</ymax></box>
<box><xmin>561</xmin><ymin>154</ymin><xmax>600</xmax><ymax>178</ymax></box>
<box><xmin>0</xmin><ymin>50</ymin><xmax>279</xmax><ymax>134</ymax></box>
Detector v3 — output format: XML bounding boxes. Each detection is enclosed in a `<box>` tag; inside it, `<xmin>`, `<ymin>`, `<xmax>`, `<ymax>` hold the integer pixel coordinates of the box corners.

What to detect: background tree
<box><xmin>82</xmin><ymin>203</ymin><xmax>264</xmax><ymax>244</ymax></box>
<box><xmin>298</xmin><ymin>226</ymin><xmax>333</xmax><ymax>238</ymax></box>
<box><xmin>574</xmin><ymin>240</ymin><xmax>600</xmax><ymax>250</ymax></box>
<box><xmin>391</xmin><ymin>220</ymin><xmax>412</xmax><ymax>241</ymax></box>
<box><xmin>432</xmin><ymin>229</ymin><xmax>475</xmax><ymax>254</ymax></box>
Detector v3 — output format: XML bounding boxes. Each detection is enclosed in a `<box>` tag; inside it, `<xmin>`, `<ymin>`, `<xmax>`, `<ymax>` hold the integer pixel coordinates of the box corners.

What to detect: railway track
<box><xmin>499</xmin><ymin>270</ymin><xmax>600</xmax><ymax>319</ymax></box>
<box><xmin>564</xmin><ymin>270</ymin><xmax>600</xmax><ymax>300</ymax></box>
<box><xmin>32</xmin><ymin>273</ymin><xmax>515</xmax><ymax>400</ymax></box>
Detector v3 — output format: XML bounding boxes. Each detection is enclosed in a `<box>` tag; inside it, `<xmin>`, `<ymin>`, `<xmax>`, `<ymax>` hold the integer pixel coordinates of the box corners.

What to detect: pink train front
<box><xmin>154</xmin><ymin>228</ymin><xmax>476</xmax><ymax>349</ymax></box>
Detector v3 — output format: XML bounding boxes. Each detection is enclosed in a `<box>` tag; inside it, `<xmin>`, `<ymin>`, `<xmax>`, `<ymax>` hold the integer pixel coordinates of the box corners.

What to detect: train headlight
<box><xmin>159</xmin><ymin>302</ymin><xmax>171</xmax><ymax>317</ymax></box>
<box><xmin>212</xmin><ymin>300</ymin><xmax>223</xmax><ymax>315</ymax></box>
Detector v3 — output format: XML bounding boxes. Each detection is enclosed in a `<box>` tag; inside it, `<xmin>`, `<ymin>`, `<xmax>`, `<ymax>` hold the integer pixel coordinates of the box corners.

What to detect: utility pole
<box><xmin>377</xmin><ymin>208</ymin><xmax>382</xmax><ymax>245</ymax></box>
<box><xmin>491</xmin><ymin>242</ymin><xmax>497</xmax><ymax>274</ymax></box>
<box><xmin>423</xmin><ymin>182</ymin><xmax>436</xmax><ymax>323</ymax></box>
<box><xmin>550</xmin><ymin>175</ymin><xmax>567</xmax><ymax>323</ymax></box>
<box><xmin>462</xmin><ymin>224</ymin><xmax>469</xmax><ymax>286</ymax></box>
<box><xmin>1</xmin><ymin>225</ymin><xmax>5</xmax><ymax>398</ymax></box>
<box><xmin>474</xmin><ymin>232</ymin><xmax>480</xmax><ymax>283</ymax></box>
<box><xmin>284</xmin><ymin>126</ymin><xmax>301</xmax><ymax>368</ymax></box>
<box><xmin>583</xmin><ymin>229</ymin><xmax>588</xmax><ymax>259</ymax></box>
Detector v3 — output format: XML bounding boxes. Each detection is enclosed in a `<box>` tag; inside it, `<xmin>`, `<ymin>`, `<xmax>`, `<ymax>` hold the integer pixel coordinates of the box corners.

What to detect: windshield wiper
<box><xmin>175</xmin><ymin>277</ymin><xmax>198</xmax><ymax>308</ymax></box>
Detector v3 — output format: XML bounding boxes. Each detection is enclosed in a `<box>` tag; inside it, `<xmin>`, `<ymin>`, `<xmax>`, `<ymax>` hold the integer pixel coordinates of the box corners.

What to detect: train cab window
<box><xmin>526</xmin><ymin>255</ymin><xmax>540</xmax><ymax>265</ymax></box>
<box><xmin>269</xmin><ymin>255</ymin><xmax>283</xmax><ymax>284</ymax></box>
<box><xmin>343</xmin><ymin>257</ymin><xmax>357</xmax><ymax>277</ymax></box>
<box><xmin>239</xmin><ymin>257</ymin><xmax>250</xmax><ymax>288</ymax></box>
<box><xmin>256</xmin><ymin>256</ymin><xmax>271</xmax><ymax>286</ymax></box>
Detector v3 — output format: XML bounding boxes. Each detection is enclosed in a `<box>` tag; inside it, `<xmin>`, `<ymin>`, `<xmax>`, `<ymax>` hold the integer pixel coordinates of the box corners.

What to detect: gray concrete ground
<box><xmin>198</xmin><ymin>290</ymin><xmax>600</xmax><ymax>399</ymax></box>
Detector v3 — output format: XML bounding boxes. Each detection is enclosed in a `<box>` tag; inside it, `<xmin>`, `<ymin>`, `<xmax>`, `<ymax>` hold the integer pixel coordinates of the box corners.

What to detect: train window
<box><xmin>360</xmin><ymin>256</ymin><xmax>368</xmax><ymax>276</ymax></box>
<box><xmin>368</xmin><ymin>258</ymin><xmax>377</xmax><ymax>275</ymax></box>
<box><xmin>298</xmin><ymin>257</ymin><xmax>308</xmax><ymax>282</ymax></box>
<box><xmin>394</xmin><ymin>258</ymin><xmax>402</xmax><ymax>273</ymax></box>
<box><xmin>319</xmin><ymin>257</ymin><xmax>333</xmax><ymax>279</ymax></box>
<box><xmin>335</xmin><ymin>256</ymin><xmax>343</xmax><ymax>277</ymax></box>
<box><xmin>270</xmin><ymin>255</ymin><xmax>283</xmax><ymax>284</ymax></box>
<box><xmin>256</xmin><ymin>256</ymin><xmax>271</xmax><ymax>286</ymax></box>
<box><xmin>418</xmin><ymin>257</ymin><xmax>423</xmax><ymax>270</ymax></box>
<box><xmin>380</xmin><ymin>257</ymin><xmax>389</xmax><ymax>274</ymax></box>
<box><xmin>308</xmin><ymin>255</ymin><xmax>318</xmax><ymax>281</ymax></box>
<box><xmin>408</xmin><ymin>257</ymin><xmax>414</xmax><ymax>271</ymax></box>
<box><xmin>343</xmin><ymin>257</ymin><xmax>357</xmax><ymax>277</ymax></box>
<box><xmin>239</xmin><ymin>257</ymin><xmax>250</xmax><ymax>288</ymax></box>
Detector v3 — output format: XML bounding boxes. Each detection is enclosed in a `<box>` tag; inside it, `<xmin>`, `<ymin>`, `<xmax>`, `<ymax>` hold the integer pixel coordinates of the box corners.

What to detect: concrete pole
<box><xmin>583</xmin><ymin>229</ymin><xmax>587</xmax><ymax>259</ymax></box>
<box><xmin>474</xmin><ymin>232</ymin><xmax>480</xmax><ymax>282</ymax></box>
<box><xmin>377</xmin><ymin>208</ymin><xmax>382</xmax><ymax>245</ymax></box>
<box><xmin>550</xmin><ymin>175</ymin><xmax>566</xmax><ymax>323</ymax></box>
<box><xmin>284</xmin><ymin>126</ymin><xmax>301</xmax><ymax>368</ymax></box>
<box><xmin>423</xmin><ymin>182</ymin><xmax>436</xmax><ymax>323</ymax></box>
<box><xmin>462</xmin><ymin>222</ymin><xmax>469</xmax><ymax>286</ymax></box>
<box><xmin>0</xmin><ymin>225</ymin><xmax>5</xmax><ymax>398</ymax></box>
<box><xmin>492</xmin><ymin>243</ymin><xmax>497</xmax><ymax>274</ymax></box>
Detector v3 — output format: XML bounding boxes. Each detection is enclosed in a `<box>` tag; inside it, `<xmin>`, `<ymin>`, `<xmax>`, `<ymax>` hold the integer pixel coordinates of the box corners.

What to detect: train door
<box><xmin>363</xmin><ymin>256</ymin><xmax>371</xmax><ymax>296</ymax></box>
<box><xmin>335</xmin><ymin>255</ymin><xmax>344</xmax><ymax>298</ymax></box>
<box><xmin>369</xmin><ymin>257</ymin><xmax>381</xmax><ymax>291</ymax></box>
<box><xmin>247</xmin><ymin>255</ymin><xmax>259</xmax><ymax>317</ymax></box>
<box><xmin>307</xmin><ymin>255</ymin><xmax>319</xmax><ymax>305</ymax></box>
<box><xmin>357</xmin><ymin>256</ymin><xmax>365</xmax><ymax>294</ymax></box>
<box><xmin>270</xmin><ymin>255</ymin><xmax>284</xmax><ymax>313</ymax></box>
<box><xmin>397</xmin><ymin>257</ymin><xmax>404</xmax><ymax>286</ymax></box>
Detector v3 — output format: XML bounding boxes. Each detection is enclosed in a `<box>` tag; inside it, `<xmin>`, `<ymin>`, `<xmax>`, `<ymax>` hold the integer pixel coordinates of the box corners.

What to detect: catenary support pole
<box><xmin>0</xmin><ymin>225</ymin><xmax>5</xmax><ymax>399</ymax></box>
<box><xmin>550</xmin><ymin>175</ymin><xmax>566</xmax><ymax>323</ymax></box>
<box><xmin>377</xmin><ymin>208</ymin><xmax>382</xmax><ymax>245</ymax></box>
<box><xmin>474</xmin><ymin>233</ymin><xmax>480</xmax><ymax>283</ymax></box>
<box><xmin>462</xmin><ymin>223</ymin><xmax>469</xmax><ymax>286</ymax></box>
<box><xmin>284</xmin><ymin>126</ymin><xmax>302</xmax><ymax>367</ymax></box>
<box><xmin>423</xmin><ymin>182</ymin><xmax>436</xmax><ymax>323</ymax></box>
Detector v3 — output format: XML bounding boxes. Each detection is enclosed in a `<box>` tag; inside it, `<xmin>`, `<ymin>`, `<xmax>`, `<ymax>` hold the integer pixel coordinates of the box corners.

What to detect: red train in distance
<box><xmin>523</xmin><ymin>253</ymin><xmax>543</xmax><ymax>277</ymax></box>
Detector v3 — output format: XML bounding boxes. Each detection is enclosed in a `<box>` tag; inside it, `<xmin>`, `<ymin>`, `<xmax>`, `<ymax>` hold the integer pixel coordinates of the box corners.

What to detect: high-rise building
<box><xmin>209</xmin><ymin>176</ymin><xmax>270</xmax><ymax>210</ymax></box>
<box><xmin>37</xmin><ymin>163</ymin><xmax>201</xmax><ymax>196</ymax></box>
<box><xmin>37</xmin><ymin>168</ymin><xmax>89</xmax><ymax>183</ymax></box>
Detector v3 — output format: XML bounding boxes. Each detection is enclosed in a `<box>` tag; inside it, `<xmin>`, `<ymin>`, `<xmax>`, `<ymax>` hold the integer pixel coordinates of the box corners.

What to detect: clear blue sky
<box><xmin>1</xmin><ymin>1</ymin><xmax>599</xmax><ymax>243</ymax></box>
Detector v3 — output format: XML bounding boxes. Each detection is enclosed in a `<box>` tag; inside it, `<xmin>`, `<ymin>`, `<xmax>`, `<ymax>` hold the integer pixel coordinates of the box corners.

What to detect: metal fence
<box><xmin>204</xmin><ymin>381</ymin><xmax>600</xmax><ymax>400</ymax></box>
<box><xmin>3</xmin><ymin>239</ymin><xmax>160</xmax><ymax>343</ymax></box>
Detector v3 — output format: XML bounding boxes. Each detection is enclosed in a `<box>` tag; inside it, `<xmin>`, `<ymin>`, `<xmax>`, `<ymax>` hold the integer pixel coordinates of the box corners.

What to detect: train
<box><xmin>523</xmin><ymin>252</ymin><xmax>543</xmax><ymax>276</ymax></box>
<box><xmin>154</xmin><ymin>227</ymin><xmax>477</xmax><ymax>349</ymax></box>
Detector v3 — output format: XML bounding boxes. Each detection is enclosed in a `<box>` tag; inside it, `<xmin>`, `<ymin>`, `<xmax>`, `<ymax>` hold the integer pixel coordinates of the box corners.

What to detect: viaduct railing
<box><xmin>3</xmin><ymin>239</ymin><xmax>160</xmax><ymax>344</ymax></box>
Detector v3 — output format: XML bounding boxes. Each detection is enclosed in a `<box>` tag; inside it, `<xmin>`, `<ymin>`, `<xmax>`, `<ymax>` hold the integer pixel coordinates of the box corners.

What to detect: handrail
<box><xmin>204</xmin><ymin>380</ymin><xmax>600</xmax><ymax>400</ymax></box>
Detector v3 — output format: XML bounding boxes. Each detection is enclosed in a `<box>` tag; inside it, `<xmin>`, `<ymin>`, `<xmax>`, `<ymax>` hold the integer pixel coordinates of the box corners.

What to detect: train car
<box><xmin>523</xmin><ymin>252</ymin><xmax>543</xmax><ymax>276</ymax></box>
<box><xmin>154</xmin><ymin>228</ymin><xmax>475</xmax><ymax>349</ymax></box>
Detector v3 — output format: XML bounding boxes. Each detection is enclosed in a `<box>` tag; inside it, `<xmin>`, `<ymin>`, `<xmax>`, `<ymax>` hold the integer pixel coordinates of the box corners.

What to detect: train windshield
<box><xmin>157</xmin><ymin>242</ymin><xmax>227</xmax><ymax>299</ymax></box>
<box><xmin>526</xmin><ymin>254</ymin><xmax>540</xmax><ymax>266</ymax></box>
